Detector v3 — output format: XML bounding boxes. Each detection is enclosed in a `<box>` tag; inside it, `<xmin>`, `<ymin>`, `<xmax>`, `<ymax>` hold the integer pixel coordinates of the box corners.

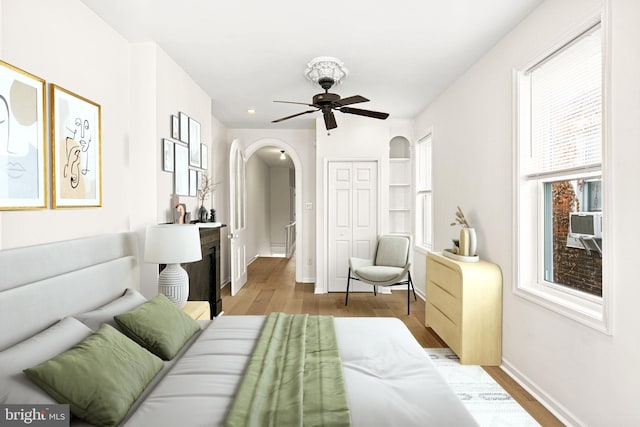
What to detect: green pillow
<box><xmin>114</xmin><ymin>293</ymin><xmax>201</xmax><ymax>360</ymax></box>
<box><xmin>23</xmin><ymin>324</ymin><xmax>162</xmax><ymax>427</ymax></box>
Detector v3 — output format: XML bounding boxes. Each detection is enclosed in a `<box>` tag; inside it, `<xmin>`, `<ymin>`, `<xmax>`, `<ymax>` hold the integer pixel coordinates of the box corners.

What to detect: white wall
<box><xmin>315</xmin><ymin>116</ymin><xmax>413</xmax><ymax>293</ymax></box>
<box><xmin>246</xmin><ymin>154</ymin><xmax>270</xmax><ymax>259</ymax></box>
<box><xmin>0</xmin><ymin>0</ymin><xmax>132</xmax><ymax>249</ymax></box>
<box><xmin>129</xmin><ymin>42</ymin><xmax>218</xmax><ymax>295</ymax></box>
<box><xmin>414</xmin><ymin>0</ymin><xmax>639</xmax><ymax>425</ymax></box>
<box><xmin>269</xmin><ymin>167</ymin><xmax>290</xmax><ymax>246</ymax></box>
<box><xmin>0</xmin><ymin>0</ymin><xmax>229</xmax><ymax>295</ymax></box>
<box><xmin>154</xmin><ymin>46</ymin><xmax>212</xmax><ymax>223</ymax></box>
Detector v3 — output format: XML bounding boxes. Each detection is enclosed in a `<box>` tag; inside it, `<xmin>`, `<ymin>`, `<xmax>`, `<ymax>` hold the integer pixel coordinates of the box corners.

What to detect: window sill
<box><xmin>514</xmin><ymin>280</ymin><xmax>611</xmax><ymax>335</ymax></box>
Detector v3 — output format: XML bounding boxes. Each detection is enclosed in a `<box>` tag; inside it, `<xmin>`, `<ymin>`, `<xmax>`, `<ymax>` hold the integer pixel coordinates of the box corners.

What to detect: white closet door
<box><xmin>327</xmin><ymin>161</ymin><xmax>378</xmax><ymax>292</ymax></box>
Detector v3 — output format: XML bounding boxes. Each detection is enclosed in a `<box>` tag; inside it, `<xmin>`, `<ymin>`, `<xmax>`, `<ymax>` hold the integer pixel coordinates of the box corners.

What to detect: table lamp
<box><xmin>144</xmin><ymin>224</ymin><xmax>202</xmax><ymax>307</ymax></box>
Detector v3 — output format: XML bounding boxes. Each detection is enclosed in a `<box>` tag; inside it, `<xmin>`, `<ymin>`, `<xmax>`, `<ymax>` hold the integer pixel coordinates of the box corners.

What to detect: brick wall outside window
<box><xmin>552</xmin><ymin>181</ymin><xmax>602</xmax><ymax>297</ymax></box>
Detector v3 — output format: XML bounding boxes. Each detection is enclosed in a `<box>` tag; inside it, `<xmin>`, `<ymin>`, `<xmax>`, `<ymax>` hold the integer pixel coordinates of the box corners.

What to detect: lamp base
<box><xmin>158</xmin><ymin>263</ymin><xmax>189</xmax><ymax>308</ymax></box>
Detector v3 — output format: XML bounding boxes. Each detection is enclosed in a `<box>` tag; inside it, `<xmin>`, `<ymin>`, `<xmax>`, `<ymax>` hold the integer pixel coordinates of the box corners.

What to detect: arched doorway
<box><xmin>244</xmin><ymin>138</ymin><xmax>304</xmax><ymax>283</ymax></box>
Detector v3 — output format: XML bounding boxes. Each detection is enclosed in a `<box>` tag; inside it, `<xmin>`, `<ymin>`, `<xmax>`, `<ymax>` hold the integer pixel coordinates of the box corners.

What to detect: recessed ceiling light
<box><xmin>247</xmin><ymin>108</ymin><xmax>256</xmax><ymax>114</ymax></box>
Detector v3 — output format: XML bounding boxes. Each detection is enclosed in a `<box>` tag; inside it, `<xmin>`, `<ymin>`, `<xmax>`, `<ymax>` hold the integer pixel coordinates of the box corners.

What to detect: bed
<box><xmin>0</xmin><ymin>232</ymin><xmax>478</xmax><ymax>427</ymax></box>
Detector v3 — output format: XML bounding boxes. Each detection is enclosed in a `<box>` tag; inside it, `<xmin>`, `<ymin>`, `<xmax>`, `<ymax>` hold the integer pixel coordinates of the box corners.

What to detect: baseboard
<box><xmin>301</xmin><ymin>277</ymin><xmax>316</xmax><ymax>284</ymax></box>
<box><xmin>501</xmin><ymin>357</ymin><xmax>583</xmax><ymax>427</ymax></box>
<box><xmin>387</xmin><ymin>285</ymin><xmax>426</xmax><ymax>301</ymax></box>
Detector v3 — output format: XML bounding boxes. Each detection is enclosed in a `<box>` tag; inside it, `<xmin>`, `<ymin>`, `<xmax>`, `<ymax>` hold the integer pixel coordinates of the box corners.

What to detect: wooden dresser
<box><xmin>425</xmin><ymin>251</ymin><xmax>502</xmax><ymax>365</ymax></box>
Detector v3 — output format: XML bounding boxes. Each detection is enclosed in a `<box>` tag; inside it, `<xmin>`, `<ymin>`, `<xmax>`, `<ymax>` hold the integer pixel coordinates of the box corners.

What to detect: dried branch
<box><xmin>450</xmin><ymin>206</ymin><xmax>471</xmax><ymax>228</ymax></box>
<box><xmin>198</xmin><ymin>173</ymin><xmax>214</xmax><ymax>205</ymax></box>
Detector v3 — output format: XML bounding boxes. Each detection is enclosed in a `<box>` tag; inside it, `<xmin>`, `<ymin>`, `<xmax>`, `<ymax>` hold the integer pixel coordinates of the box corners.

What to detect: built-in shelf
<box><xmin>389</xmin><ymin>137</ymin><xmax>411</xmax><ymax>234</ymax></box>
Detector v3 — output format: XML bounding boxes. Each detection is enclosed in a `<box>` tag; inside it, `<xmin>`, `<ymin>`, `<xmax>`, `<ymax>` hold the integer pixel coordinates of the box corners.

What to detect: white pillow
<box><xmin>0</xmin><ymin>317</ymin><xmax>93</xmax><ymax>405</ymax></box>
<box><xmin>74</xmin><ymin>288</ymin><xmax>147</xmax><ymax>331</ymax></box>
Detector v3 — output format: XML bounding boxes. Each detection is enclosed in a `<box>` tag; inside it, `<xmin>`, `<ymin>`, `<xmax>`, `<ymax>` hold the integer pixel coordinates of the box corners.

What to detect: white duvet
<box><xmin>122</xmin><ymin>315</ymin><xmax>478</xmax><ymax>427</ymax></box>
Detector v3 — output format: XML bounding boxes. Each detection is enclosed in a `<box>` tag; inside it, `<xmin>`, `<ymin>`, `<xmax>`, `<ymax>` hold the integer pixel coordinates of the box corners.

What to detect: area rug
<box><xmin>425</xmin><ymin>348</ymin><xmax>540</xmax><ymax>427</ymax></box>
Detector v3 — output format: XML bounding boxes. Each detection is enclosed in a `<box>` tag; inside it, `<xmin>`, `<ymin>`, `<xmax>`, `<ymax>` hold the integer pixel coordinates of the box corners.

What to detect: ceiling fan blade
<box><xmin>323</xmin><ymin>111</ymin><xmax>337</xmax><ymax>130</ymax></box>
<box><xmin>335</xmin><ymin>95</ymin><xmax>369</xmax><ymax>106</ymax></box>
<box><xmin>339</xmin><ymin>106</ymin><xmax>389</xmax><ymax>120</ymax></box>
<box><xmin>272</xmin><ymin>109</ymin><xmax>317</xmax><ymax>123</ymax></box>
<box><xmin>274</xmin><ymin>100</ymin><xmax>315</xmax><ymax>107</ymax></box>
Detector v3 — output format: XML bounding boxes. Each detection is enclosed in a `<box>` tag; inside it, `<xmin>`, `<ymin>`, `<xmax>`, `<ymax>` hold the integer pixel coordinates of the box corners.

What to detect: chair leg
<box><xmin>407</xmin><ymin>279</ymin><xmax>410</xmax><ymax>315</ymax></box>
<box><xmin>409</xmin><ymin>271</ymin><xmax>417</xmax><ymax>301</ymax></box>
<box><xmin>345</xmin><ymin>268</ymin><xmax>351</xmax><ymax>306</ymax></box>
<box><xmin>406</xmin><ymin>271</ymin><xmax>416</xmax><ymax>316</ymax></box>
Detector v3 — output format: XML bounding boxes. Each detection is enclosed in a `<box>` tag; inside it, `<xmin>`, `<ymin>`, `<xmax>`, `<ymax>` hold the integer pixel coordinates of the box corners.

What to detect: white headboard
<box><xmin>0</xmin><ymin>233</ymin><xmax>139</xmax><ymax>350</ymax></box>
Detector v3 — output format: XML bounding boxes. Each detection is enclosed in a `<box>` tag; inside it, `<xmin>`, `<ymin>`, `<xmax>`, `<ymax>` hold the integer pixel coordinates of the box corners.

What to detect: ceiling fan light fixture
<box><xmin>304</xmin><ymin>56</ymin><xmax>348</xmax><ymax>87</ymax></box>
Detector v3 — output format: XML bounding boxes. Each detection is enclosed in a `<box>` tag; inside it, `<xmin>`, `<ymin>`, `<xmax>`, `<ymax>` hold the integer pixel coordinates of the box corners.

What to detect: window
<box><xmin>515</xmin><ymin>22</ymin><xmax>608</xmax><ymax>331</ymax></box>
<box><xmin>415</xmin><ymin>133</ymin><xmax>432</xmax><ymax>251</ymax></box>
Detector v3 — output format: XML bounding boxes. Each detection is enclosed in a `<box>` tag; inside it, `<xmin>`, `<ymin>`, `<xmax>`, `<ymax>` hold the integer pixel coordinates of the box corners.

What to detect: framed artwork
<box><xmin>162</xmin><ymin>139</ymin><xmax>174</xmax><ymax>172</ymax></box>
<box><xmin>188</xmin><ymin>118</ymin><xmax>201</xmax><ymax>167</ymax></box>
<box><xmin>174</xmin><ymin>143</ymin><xmax>188</xmax><ymax>196</ymax></box>
<box><xmin>189</xmin><ymin>169</ymin><xmax>197</xmax><ymax>196</ymax></box>
<box><xmin>179</xmin><ymin>112</ymin><xmax>189</xmax><ymax>143</ymax></box>
<box><xmin>196</xmin><ymin>170</ymin><xmax>203</xmax><ymax>190</ymax></box>
<box><xmin>0</xmin><ymin>60</ymin><xmax>47</xmax><ymax>210</ymax></box>
<box><xmin>50</xmin><ymin>84</ymin><xmax>102</xmax><ymax>208</ymax></box>
<box><xmin>171</xmin><ymin>115</ymin><xmax>179</xmax><ymax>140</ymax></box>
<box><xmin>201</xmin><ymin>144</ymin><xmax>208</xmax><ymax>170</ymax></box>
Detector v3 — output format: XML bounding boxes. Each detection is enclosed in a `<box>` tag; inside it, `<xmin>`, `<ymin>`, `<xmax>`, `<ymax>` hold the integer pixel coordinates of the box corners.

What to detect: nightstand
<box><xmin>182</xmin><ymin>301</ymin><xmax>210</xmax><ymax>320</ymax></box>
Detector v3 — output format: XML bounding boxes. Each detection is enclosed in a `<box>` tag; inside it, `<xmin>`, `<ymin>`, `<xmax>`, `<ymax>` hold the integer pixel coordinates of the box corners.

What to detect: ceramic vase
<box><xmin>459</xmin><ymin>228</ymin><xmax>470</xmax><ymax>256</ymax></box>
<box><xmin>459</xmin><ymin>227</ymin><xmax>477</xmax><ymax>257</ymax></box>
<box><xmin>198</xmin><ymin>205</ymin><xmax>208</xmax><ymax>222</ymax></box>
<box><xmin>467</xmin><ymin>227</ymin><xmax>477</xmax><ymax>256</ymax></box>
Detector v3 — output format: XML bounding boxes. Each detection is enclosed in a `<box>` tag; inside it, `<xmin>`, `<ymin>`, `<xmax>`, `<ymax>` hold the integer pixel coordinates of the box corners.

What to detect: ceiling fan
<box><xmin>271</xmin><ymin>76</ymin><xmax>390</xmax><ymax>131</ymax></box>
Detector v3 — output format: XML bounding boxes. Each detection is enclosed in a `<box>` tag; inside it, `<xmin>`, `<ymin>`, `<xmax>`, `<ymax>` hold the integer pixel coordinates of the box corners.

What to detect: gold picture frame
<box><xmin>50</xmin><ymin>84</ymin><xmax>102</xmax><ymax>208</ymax></box>
<box><xmin>0</xmin><ymin>60</ymin><xmax>47</xmax><ymax>210</ymax></box>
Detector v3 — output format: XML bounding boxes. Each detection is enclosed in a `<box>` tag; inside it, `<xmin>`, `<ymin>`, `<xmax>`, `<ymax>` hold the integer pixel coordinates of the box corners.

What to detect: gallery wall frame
<box><xmin>171</xmin><ymin>115</ymin><xmax>179</xmax><ymax>140</ymax></box>
<box><xmin>174</xmin><ymin>142</ymin><xmax>189</xmax><ymax>196</ymax></box>
<box><xmin>162</xmin><ymin>138</ymin><xmax>174</xmax><ymax>172</ymax></box>
<box><xmin>188</xmin><ymin>118</ymin><xmax>201</xmax><ymax>168</ymax></box>
<box><xmin>50</xmin><ymin>84</ymin><xmax>102</xmax><ymax>208</ymax></box>
<box><xmin>201</xmin><ymin>144</ymin><xmax>208</xmax><ymax>170</ymax></box>
<box><xmin>189</xmin><ymin>169</ymin><xmax>197</xmax><ymax>196</ymax></box>
<box><xmin>196</xmin><ymin>170</ymin><xmax>203</xmax><ymax>191</ymax></box>
<box><xmin>0</xmin><ymin>59</ymin><xmax>47</xmax><ymax>210</ymax></box>
<box><xmin>179</xmin><ymin>112</ymin><xmax>189</xmax><ymax>143</ymax></box>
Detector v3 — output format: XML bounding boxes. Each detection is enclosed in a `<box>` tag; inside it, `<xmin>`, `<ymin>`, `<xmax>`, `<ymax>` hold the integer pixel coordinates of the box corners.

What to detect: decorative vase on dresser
<box><xmin>198</xmin><ymin>205</ymin><xmax>208</xmax><ymax>222</ymax></box>
<box><xmin>458</xmin><ymin>227</ymin><xmax>477</xmax><ymax>256</ymax></box>
<box><xmin>425</xmin><ymin>251</ymin><xmax>502</xmax><ymax>365</ymax></box>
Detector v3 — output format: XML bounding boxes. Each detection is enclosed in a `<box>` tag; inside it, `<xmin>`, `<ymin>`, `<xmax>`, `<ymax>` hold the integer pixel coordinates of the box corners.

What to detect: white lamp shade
<box><xmin>144</xmin><ymin>224</ymin><xmax>202</xmax><ymax>264</ymax></box>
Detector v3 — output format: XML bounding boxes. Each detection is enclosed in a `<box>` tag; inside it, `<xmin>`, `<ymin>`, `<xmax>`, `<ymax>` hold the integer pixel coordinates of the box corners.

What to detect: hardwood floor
<box><xmin>221</xmin><ymin>256</ymin><xmax>563</xmax><ymax>427</ymax></box>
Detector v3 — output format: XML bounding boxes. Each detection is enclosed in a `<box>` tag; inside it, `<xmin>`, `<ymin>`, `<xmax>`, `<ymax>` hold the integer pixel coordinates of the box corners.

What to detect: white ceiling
<box><xmin>254</xmin><ymin>146</ymin><xmax>295</xmax><ymax>169</ymax></box>
<box><xmin>81</xmin><ymin>0</ymin><xmax>543</xmax><ymax>130</ymax></box>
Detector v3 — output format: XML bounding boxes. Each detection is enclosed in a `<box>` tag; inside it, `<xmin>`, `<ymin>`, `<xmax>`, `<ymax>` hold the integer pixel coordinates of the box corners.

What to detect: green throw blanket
<box><xmin>225</xmin><ymin>313</ymin><xmax>351</xmax><ymax>427</ymax></box>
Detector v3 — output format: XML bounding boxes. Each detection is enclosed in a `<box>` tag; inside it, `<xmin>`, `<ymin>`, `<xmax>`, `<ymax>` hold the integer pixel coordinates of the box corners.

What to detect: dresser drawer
<box><xmin>427</xmin><ymin>280</ymin><xmax>461</xmax><ymax>325</ymax></box>
<box><xmin>427</xmin><ymin>302</ymin><xmax>461</xmax><ymax>355</ymax></box>
<box><xmin>427</xmin><ymin>258</ymin><xmax>461</xmax><ymax>298</ymax></box>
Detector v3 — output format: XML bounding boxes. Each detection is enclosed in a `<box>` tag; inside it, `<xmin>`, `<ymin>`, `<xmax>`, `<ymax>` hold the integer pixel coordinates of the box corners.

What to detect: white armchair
<box><xmin>346</xmin><ymin>234</ymin><xmax>416</xmax><ymax>314</ymax></box>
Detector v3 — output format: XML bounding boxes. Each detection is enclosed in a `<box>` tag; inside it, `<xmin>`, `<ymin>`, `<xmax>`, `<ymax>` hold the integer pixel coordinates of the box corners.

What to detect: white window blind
<box><xmin>526</xmin><ymin>24</ymin><xmax>602</xmax><ymax>176</ymax></box>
